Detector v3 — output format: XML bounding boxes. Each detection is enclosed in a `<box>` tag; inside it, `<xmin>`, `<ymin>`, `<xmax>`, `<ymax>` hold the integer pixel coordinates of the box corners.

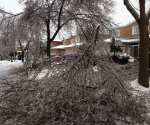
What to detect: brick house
<box><xmin>16</xmin><ymin>46</ymin><xmax>26</xmax><ymax>55</ymax></box>
<box><xmin>51</xmin><ymin>40</ymin><xmax>65</xmax><ymax>56</ymax></box>
<box><xmin>105</xmin><ymin>21</ymin><xmax>150</xmax><ymax>58</ymax></box>
<box><xmin>120</xmin><ymin>21</ymin><xmax>140</xmax><ymax>38</ymax></box>
<box><xmin>51</xmin><ymin>35</ymin><xmax>83</xmax><ymax>56</ymax></box>
<box><xmin>62</xmin><ymin>35</ymin><xmax>82</xmax><ymax>55</ymax></box>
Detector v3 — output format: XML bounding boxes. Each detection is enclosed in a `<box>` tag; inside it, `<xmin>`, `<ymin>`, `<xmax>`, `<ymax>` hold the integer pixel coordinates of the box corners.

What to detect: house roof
<box><xmin>104</xmin><ymin>38</ymin><xmax>139</xmax><ymax>44</ymax></box>
<box><xmin>119</xmin><ymin>20</ymin><xmax>150</xmax><ymax>29</ymax></box>
<box><xmin>119</xmin><ymin>20</ymin><xmax>136</xmax><ymax>28</ymax></box>
<box><xmin>53</xmin><ymin>39</ymin><xmax>62</xmax><ymax>42</ymax></box>
<box><xmin>121</xmin><ymin>38</ymin><xmax>139</xmax><ymax>43</ymax></box>
<box><xmin>65</xmin><ymin>42</ymin><xmax>83</xmax><ymax>48</ymax></box>
<box><xmin>51</xmin><ymin>42</ymin><xmax>83</xmax><ymax>49</ymax></box>
<box><xmin>51</xmin><ymin>45</ymin><xmax>66</xmax><ymax>49</ymax></box>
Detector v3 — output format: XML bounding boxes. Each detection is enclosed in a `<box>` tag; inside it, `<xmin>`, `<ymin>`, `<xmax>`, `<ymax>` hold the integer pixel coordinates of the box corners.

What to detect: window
<box><xmin>75</xmin><ymin>36</ymin><xmax>80</xmax><ymax>42</ymax></box>
<box><xmin>71</xmin><ymin>39</ymin><xmax>74</xmax><ymax>44</ymax></box>
<box><xmin>61</xmin><ymin>51</ymin><xmax>64</xmax><ymax>56</ymax></box>
<box><xmin>64</xmin><ymin>40</ymin><xmax>67</xmax><ymax>45</ymax></box>
<box><xmin>114</xmin><ymin>29</ymin><xmax>120</xmax><ymax>37</ymax></box>
<box><xmin>132</xmin><ymin>26</ymin><xmax>139</xmax><ymax>35</ymax></box>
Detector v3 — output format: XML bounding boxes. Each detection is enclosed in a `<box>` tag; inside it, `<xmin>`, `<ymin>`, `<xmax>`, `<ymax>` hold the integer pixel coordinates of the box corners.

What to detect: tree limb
<box><xmin>124</xmin><ymin>0</ymin><xmax>139</xmax><ymax>22</ymax></box>
<box><xmin>58</xmin><ymin>0</ymin><xmax>66</xmax><ymax>27</ymax></box>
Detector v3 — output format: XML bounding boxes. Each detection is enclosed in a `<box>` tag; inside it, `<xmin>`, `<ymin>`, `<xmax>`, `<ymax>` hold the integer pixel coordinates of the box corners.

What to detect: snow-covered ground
<box><xmin>130</xmin><ymin>79</ymin><xmax>150</xmax><ymax>92</ymax></box>
<box><xmin>0</xmin><ymin>60</ymin><xmax>22</xmax><ymax>79</ymax></box>
<box><xmin>0</xmin><ymin>60</ymin><xmax>150</xmax><ymax>91</ymax></box>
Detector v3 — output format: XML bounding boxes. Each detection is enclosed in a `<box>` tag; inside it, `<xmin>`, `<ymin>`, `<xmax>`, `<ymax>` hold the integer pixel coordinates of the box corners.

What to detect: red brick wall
<box><xmin>52</xmin><ymin>41</ymin><xmax>62</xmax><ymax>47</ymax></box>
<box><xmin>62</xmin><ymin>36</ymin><xmax>76</xmax><ymax>45</ymax></box>
<box><xmin>120</xmin><ymin>22</ymin><xmax>139</xmax><ymax>38</ymax></box>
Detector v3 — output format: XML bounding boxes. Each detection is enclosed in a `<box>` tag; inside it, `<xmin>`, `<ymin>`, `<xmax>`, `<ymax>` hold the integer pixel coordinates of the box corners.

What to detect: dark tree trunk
<box><xmin>138</xmin><ymin>0</ymin><xmax>149</xmax><ymax>87</ymax></box>
<box><xmin>18</xmin><ymin>41</ymin><xmax>24</xmax><ymax>62</ymax></box>
<box><xmin>124</xmin><ymin>0</ymin><xmax>149</xmax><ymax>87</ymax></box>
<box><xmin>22</xmin><ymin>50</ymin><xmax>24</xmax><ymax>62</ymax></box>
<box><xmin>46</xmin><ymin>19</ymin><xmax>61</xmax><ymax>58</ymax></box>
<box><xmin>46</xmin><ymin>0</ymin><xmax>65</xmax><ymax>58</ymax></box>
<box><xmin>46</xmin><ymin>19</ymin><xmax>51</xmax><ymax>58</ymax></box>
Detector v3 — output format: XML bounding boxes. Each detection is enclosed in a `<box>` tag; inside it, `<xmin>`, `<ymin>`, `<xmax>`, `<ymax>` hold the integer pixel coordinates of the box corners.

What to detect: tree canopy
<box><xmin>19</xmin><ymin>0</ymin><xmax>115</xmax><ymax>57</ymax></box>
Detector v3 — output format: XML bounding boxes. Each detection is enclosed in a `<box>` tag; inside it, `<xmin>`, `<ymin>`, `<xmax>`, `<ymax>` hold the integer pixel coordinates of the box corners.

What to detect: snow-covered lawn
<box><xmin>0</xmin><ymin>60</ymin><xmax>22</xmax><ymax>79</ymax></box>
<box><xmin>130</xmin><ymin>79</ymin><xmax>150</xmax><ymax>92</ymax></box>
<box><xmin>0</xmin><ymin>60</ymin><xmax>149</xmax><ymax>92</ymax></box>
<box><xmin>0</xmin><ymin>60</ymin><xmax>150</xmax><ymax>90</ymax></box>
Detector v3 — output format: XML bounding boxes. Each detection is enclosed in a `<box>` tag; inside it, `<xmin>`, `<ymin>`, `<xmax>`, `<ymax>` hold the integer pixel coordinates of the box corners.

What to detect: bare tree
<box><xmin>20</xmin><ymin>0</ymin><xmax>115</xmax><ymax>58</ymax></box>
<box><xmin>0</xmin><ymin>14</ymin><xmax>17</xmax><ymax>59</ymax></box>
<box><xmin>15</xmin><ymin>19</ymin><xmax>44</xmax><ymax>62</ymax></box>
<box><xmin>124</xmin><ymin>0</ymin><xmax>150</xmax><ymax>87</ymax></box>
<box><xmin>0</xmin><ymin>9</ymin><xmax>44</xmax><ymax>63</ymax></box>
<box><xmin>0</xmin><ymin>8</ymin><xmax>26</xmax><ymax>61</ymax></box>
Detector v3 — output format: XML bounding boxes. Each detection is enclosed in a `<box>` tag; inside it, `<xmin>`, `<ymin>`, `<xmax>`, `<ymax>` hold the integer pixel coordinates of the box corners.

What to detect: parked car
<box><xmin>62</xmin><ymin>54</ymin><xmax>78</xmax><ymax>61</ymax></box>
<box><xmin>51</xmin><ymin>56</ymin><xmax>62</xmax><ymax>63</ymax></box>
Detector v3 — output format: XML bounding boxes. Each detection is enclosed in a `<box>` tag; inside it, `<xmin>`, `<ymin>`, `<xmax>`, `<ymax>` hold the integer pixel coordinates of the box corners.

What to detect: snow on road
<box><xmin>0</xmin><ymin>60</ymin><xmax>22</xmax><ymax>79</ymax></box>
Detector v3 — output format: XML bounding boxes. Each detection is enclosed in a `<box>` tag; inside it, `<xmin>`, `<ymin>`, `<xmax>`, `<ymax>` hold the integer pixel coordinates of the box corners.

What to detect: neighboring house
<box><xmin>51</xmin><ymin>35</ymin><xmax>83</xmax><ymax>56</ymax></box>
<box><xmin>119</xmin><ymin>21</ymin><xmax>140</xmax><ymax>38</ymax></box>
<box><xmin>16</xmin><ymin>46</ymin><xmax>25</xmax><ymax>54</ymax></box>
<box><xmin>51</xmin><ymin>39</ymin><xmax>64</xmax><ymax>56</ymax></box>
<box><xmin>62</xmin><ymin>35</ymin><xmax>82</xmax><ymax>55</ymax></box>
<box><xmin>105</xmin><ymin>38</ymin><xmax>139</xmax><ymax>58</ymax></box>
<box><xmin>105</xmin><ymin>21</ymin><xmax>150</xmax><ymax>58</ymax></box>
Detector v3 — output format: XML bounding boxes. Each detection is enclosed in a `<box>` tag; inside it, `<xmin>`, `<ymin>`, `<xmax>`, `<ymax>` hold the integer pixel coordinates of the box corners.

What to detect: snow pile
<box><xmin>0</xmin><ymin>60</ymin><xmax>22</xmax><ymax>79</ymax></box>
<box><xmin>130</xmin><ymin>79</ymin><xmax>150</xmax><ymax>92</ymax></box>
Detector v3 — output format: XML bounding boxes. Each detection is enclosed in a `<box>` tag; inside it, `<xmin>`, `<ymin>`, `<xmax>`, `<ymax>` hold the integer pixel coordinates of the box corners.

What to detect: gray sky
<box><xmin>0</xmin><ymin>0</ymin><xmax>141</xmax><ymax>26</ymax></box>
<box><xmin>0</xmin><ymin>0</ymin><xmax>23</xmax><ymax>14</ymax></box>
<box><xmin>113</xmin><ymin>0</ymin><xmax>135</xmax><ymax>25</ymax></box>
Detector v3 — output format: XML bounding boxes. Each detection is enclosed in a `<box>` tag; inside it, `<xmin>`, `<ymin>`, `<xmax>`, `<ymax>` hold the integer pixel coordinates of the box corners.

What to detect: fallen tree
<box><xmin>0</xmin><ymin>25</ymin><xmax>149</xmax><ymax>125</ymax></box>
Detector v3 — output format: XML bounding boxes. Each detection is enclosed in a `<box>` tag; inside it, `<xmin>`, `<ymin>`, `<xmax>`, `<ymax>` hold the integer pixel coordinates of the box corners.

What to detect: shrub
<box><xmin>111</xmin><ymin>53</ymin><xmax>130</xmax><ymax>65</ymax></box>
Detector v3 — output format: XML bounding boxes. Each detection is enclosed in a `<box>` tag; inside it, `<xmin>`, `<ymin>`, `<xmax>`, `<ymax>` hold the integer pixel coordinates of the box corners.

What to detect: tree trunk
<box><xmin>138</xmin><ymin>0</ymin><xmax>149</xmax><ymax>87</ymax></box>
<box><xmin>46</xmin><ymin>20</ymin><xmax>62</xmax><ymax>58</ymax></box>
<box><xmin>22</xmin><ymin>50</ymin><xmax>24</xmax><ymax>62</ymax></box>
<box><xmin>114</xmin><ymin>46</ymin><xmax>116</xmax><ymax>57</ymax></box>
<box><xmin>46</xmin><ymin>19</ymin><xmax>51</xmax><ymax>58</ymax></box>
<box><xmin>124</xmin><ymin>0</ymin><xmax>149</xmax><ymax>87</ymax></box>
<box><xmin>18</xmin><ymin>41</ymin><xmax>24</xmax><ymax>62</ymax></box>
